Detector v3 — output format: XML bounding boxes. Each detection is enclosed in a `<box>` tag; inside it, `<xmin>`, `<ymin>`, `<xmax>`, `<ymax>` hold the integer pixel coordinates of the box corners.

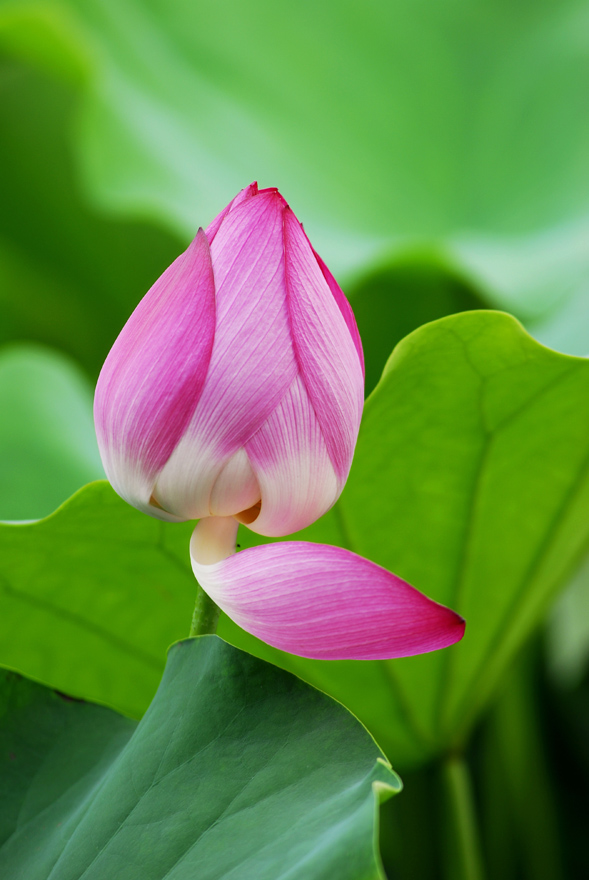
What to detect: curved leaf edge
<box><xmin>377</xmin><ymin>309</ymin><xmax>588</xmax><ymax>399</ymax></box>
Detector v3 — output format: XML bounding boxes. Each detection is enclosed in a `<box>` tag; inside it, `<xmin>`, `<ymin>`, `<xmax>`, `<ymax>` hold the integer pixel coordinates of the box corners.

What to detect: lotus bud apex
<box><xmin>94</xmin><ymin>184</ymin><xmax>364</xmax><ymax>537</ymax></box>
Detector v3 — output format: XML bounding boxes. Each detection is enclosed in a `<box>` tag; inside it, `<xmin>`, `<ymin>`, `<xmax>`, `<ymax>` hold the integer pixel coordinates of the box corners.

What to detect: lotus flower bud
<box><xmin>94</xmin><ymin>184</ymin><xmax>364</xmax><ymax>536</ymax></box>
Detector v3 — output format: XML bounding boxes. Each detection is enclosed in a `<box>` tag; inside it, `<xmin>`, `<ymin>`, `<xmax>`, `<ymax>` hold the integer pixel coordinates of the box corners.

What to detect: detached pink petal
<box><xmin>190</xmin><ymin>540</ymin><xmax>465</xmax><ymax>660</ymax></box>
<box><xmin>94</xmin><ymin>229</ymin><xmax>215</xmax><ymax>519</ymax></box>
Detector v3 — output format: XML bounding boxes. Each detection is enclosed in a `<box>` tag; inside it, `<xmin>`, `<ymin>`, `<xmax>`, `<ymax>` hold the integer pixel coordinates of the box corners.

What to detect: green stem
<box><xmin>441</xmin><ymin>754</ymin><xmax>486</xmax><ymax>880</ymax></box>
<box><xmin>189</xmin><ymin>581</ymin><xmax>220</xmax><ymax>637</ymax></box>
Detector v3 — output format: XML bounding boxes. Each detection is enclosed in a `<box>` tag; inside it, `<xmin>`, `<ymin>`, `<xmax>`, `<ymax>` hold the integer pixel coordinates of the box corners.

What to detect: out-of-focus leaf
<box><xmin>378</xmin><ymin>765</ymin><xmax>439</xmax><ymax>880</ymax></box>
<box><xmin>0</xmin><ymin>54</ymin><xmax>182</xmax><ymax>375</ymax></box>
<box><xmin>546</xmin><ymin>664</ymin><xmax>589</xmax><ymax>877</ymax></box>
<box><xmin>479</xmin><ymin>644</ymin><xmax>565</xmax><ymax>880</ymax></box>
<box><xmin>222</xmin><ymin>311</ymin><xmax>589</xmax><ymax>766</ymax></box>
<box><xmin>0</xmin><ymin>638</ymin><xmax>400</xmax><ymax>880</ymax></box>
<box><xmin>348</xmin><ymin>251</ymin><xmax>489</xmax><ymax>395</ymax></box>
<box><xmin>528</xmin><ymin>278</ymin><xmax>589</xmax><ymax>358</ymax></box>
<box><xmin>0</xmin><ymin>0</ymin><xmax>587</xmax><ymax>339</ymax></box>
<box><xmin>0</xmin><ymin>482</ymin><xmax>195</xmax><ymax>717</ymax></box>
<box><xmin>0</xmin><ymin>344</ymin><xmax>104</xmax><ymax>520</ymax></box>
<box><xmin>546</xmin><ymin>553</ymin><xmax>589</xmax><ymax>687</ymax></box>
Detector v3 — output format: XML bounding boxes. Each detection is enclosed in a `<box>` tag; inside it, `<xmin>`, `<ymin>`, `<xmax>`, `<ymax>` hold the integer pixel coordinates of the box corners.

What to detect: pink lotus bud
<box><xmin>94</xmin><ymin>184</ymin><xmax>364</xmax><ymax>536</ymax></box>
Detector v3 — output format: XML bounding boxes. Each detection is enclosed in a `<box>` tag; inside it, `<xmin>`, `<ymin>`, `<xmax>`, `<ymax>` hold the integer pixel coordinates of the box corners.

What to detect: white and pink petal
<box><xmin>190</xmin><ymin>538</ymin><xmax>465</xmax><ymax>660</ymax></box>
<box><xmin>283</xmin><ymin>209</ymin><xmax>364</xmax><ymax>483</ymax></box>
<box><xmin>312</xmin><ymin>246</ymin><xmax>364</xmax><ymax>377</ymax></box>
<box><xmin>182</xmin><ymin>191</ymin><xmax>298</xmax><ymax>467</ymax></box>
<box><xmin>245</xmin><ymin>375</ymin><xmax>339</xmax><ymax>537</ymax></box>
<box><xmin>94</xmin><ymin>229</ymin><xmax>216</xmax><ymax>519</ymax></box>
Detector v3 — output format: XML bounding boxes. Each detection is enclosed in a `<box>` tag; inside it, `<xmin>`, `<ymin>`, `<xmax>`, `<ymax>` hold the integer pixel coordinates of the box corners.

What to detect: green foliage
<box><xmin>2</xmin><ymin>312</ymin><xmax>587</xmax><ymax>773</ymax></box>
<box><xmin>0</xmin><ymin>3</ymin><xmax>588</xmax><ymax>876</ymax></box>
<box><xmin>0</xmin><ymin>54</ymin><xmax>182</xmax><ymax>375</ymax></box>
<box><xmin>0</xmin><ymin>482</ymin><xmax>194</xmax><ymax>717</ymax></box>
<box><xmin>1</xmin><ymin>0</ymin><xmax>588</xmax><ymax>343</ymax></box>
<box><xmin>547</xmin><ymin>554</ymin><xmax>589</xmax><ymax>687</ymax></box>
<box><xmin>0</xmin><ymin>637</ymin><xmax>400</xmax><ymax>880</ymax></box>
<box><xmin>348</xmin><ymin>251</ymin><xmax>488</xmax><ymax>395</ymax></box>
<box><xmin>0</xmin><ymin>344</ymin><xmax>104</xmax><ymax>520</ymax></box>
<box><xmin>479</xmin><ymin>645</ymin><xmax>565</xmax><ymax>880</ymax></box>
<box><xmin>226</xmin><ymin>311</ymin><xmax>589</xmax><ymax>766</ymax></box>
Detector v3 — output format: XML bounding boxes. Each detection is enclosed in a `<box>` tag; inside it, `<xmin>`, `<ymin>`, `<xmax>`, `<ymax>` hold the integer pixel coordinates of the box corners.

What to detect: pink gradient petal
<box><xmin>94</xmin><ymin>229</ymin><xmax>215</xmax><ymax>518</ymax></box>
<box><xmin>205</xmin><ymin>182</ymin><xmax>258</xmax><ymax>244</ymax></box>
<box><xmin>284</xmin><ymin>209</ymin><xmax>364</xmax><ymax>482</ymax></box>
<box><xmin>190</xmin><ymin>540</ymin><xmax>466</xmax><ymax>660</ymax></box>
<box><xmin>312</xmin><ymin>247</ymin><xmax>364</xmax><ymax>377</ymax></box>
<box><xmin>181</xmin><ymin>194</ymin><xmax>298</xmax><ymax>442</ymax></box>
<box><xmin>151</xmin><ymin>191</ymin><xmax>298</xmax><ymax>519</ymax></box>
<box><xmin>246</xmin><ymin>375</ymin><xmax>339</xmax><ymax>537</ymax></box>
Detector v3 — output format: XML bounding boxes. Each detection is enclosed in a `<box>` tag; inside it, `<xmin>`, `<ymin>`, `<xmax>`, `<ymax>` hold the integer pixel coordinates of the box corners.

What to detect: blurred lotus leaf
<box><xmin>0</xmin><ymin>344</ymin><xmax>104</xmax><ymax>520</ymax></box>
<box><xmin>0</xmin><ymin>0</ymin><xmax>587</xmax><ymax>352</ymax></box>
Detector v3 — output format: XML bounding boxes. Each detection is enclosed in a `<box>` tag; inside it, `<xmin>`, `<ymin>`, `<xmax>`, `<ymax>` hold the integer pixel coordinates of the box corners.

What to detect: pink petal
<box><xmin>284</xmin><ymin>209</ymin><xmax>364</xmax><ymax>482</ymax></box>
<box><xmin>155</xmin><ymin>191</ymin><xmax>299</xmax><ymax>519</ymax></box>
<box><xmin>94</xmin><ymin>229</ymin><xmax>216</xmax><ymax>519</ymax></box>
<box><xmin>205</xmin><ymin>182</ymin><xmax>259</xmax><ymax>244</ymax></box>
<box><xmin>245</xmin><ymin>375</ymin><xmax>339</xmax><ymax>536</ymax></box>
<box><xmin>312</xmin><ymin>247</ymin><xmax>365</xmax><ymax>378</ymax></box>
<box><xmin>190</xmin><ymin>540</ymin><xmax>466</xmax><ymax>660</ymax></box>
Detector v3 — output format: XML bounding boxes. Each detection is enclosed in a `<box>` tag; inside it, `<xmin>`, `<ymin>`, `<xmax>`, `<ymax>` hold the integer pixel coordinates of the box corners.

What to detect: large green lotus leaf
<box><xmin>2</xmin><ymin>312</ymin><xmax>588</xmax><ymax>770</ymax></box>
<box><xmin>0</xmin><ymin>344</ymin><xmax>104</xmax><ymax>521</ymax></box>
<box><xmin>220</xmin><ymin>311</ymin><xmax>589</xmax><ymax>765</ymax></box>
<box><xmin>0</xmin><ymin>0</ymin><xmax>587</xmax><ymax>335</ymax></box>
<box><xmin>0</xmin><ymin>482</ymin><xmax>195</xmax><ymax>717</ymax></box>
<box><xmin>0</xmin><ymin>636</ymin><xmax>400</xmax><ymax>880</ymax></box>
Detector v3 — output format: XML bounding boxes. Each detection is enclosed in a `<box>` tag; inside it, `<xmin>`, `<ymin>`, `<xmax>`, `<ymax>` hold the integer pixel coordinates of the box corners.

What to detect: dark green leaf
<box><xmin>348</xmin><ymin>251</ymin><xmax>488</xmax><ymax>395</ymax></box>
<box><xmin>0</xmin><ymin>637</ymin><xmax>400</xmax><ymax>880</ymax></box>
<box><xmin>479</xmin><ymin>644</ymin><xmax>565</xmax><ymax>880</ymax></box>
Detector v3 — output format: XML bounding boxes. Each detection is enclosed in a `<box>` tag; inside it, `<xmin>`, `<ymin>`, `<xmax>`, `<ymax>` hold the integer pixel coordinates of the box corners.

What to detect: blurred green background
<box><xmin>0</xmin><ymin>1</ymin><xmax>588</xmax><ymax>878</ymax></box>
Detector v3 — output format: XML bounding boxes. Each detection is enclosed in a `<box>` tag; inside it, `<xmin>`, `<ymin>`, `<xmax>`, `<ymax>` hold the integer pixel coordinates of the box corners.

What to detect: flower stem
<box><xmin>188</xmin><ymin>516</ymin><xmax>239</xmax><ymax>637</ymax></box>
<box><xmin>189</xmin><ymin>582</ymin><xmax>220</xmax><ymax>636</ymax></box>
<box><xmin>441</xmin><ymin>754</ymin><xmax>486</xmax><ymax>880</ymax></box>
